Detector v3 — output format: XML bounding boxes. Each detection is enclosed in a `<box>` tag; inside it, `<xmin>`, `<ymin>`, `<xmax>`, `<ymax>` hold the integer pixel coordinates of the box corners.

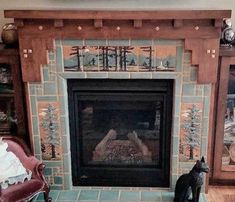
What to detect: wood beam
<box><xmin>173</xmin><ymin>19</ymin><xmax>183</xmax><ymax>28</ymax></box>
<box><xmin>134</xmin><ymin>20</ymin><xmax>142</xmax><ymax>28</ymax></box>
<box><xmin>94</xmin><ymin>19</ymin><xmax>103</xmax><ymax>28</ymax></box>
<box><xmin>54</xmin><ymin>19</ymin><xmax>64</xmax><ymax>28</ymax></box>
<box><xmin>4</xmin><ymin>10</ymin><xmax>231</xmax><ymax>20</ymax></box>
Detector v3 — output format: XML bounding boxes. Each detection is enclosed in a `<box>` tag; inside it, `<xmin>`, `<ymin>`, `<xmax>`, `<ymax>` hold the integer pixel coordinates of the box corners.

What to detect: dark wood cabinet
<box><xmin>211</xmin><ymin>46</ymin><xmax>235</xmax><ymax>184</ymax></box>
<box><xmin>0</xmin><ymin>44</ymin><xmax>28</xmax><ymax>142</ymax></box>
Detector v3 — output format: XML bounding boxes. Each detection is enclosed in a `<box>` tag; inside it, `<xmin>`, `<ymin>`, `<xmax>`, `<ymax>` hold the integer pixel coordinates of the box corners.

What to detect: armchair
<box><xmin>0</xmin><ymin>136</ymin><xmax>51</xmax><ymax>202</ymax></box>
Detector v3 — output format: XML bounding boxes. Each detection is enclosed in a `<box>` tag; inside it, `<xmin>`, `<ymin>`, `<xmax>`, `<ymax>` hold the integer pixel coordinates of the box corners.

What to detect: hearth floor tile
<box><xmin>32</xmin><ymin>190</ymin><xmax>208</xmax><ymax>202</ymax></box>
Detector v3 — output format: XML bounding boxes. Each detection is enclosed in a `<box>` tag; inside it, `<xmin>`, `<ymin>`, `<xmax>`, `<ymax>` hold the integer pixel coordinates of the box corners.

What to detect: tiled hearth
<box><xmin>33</xmin><ymin>189</ymin><xmax>207</xmax><ymax>202</ymax></box>
<box><xmin>27</xmin><ymin>39</ymin><xmax>211</xmax><ymax>191</ymax></box>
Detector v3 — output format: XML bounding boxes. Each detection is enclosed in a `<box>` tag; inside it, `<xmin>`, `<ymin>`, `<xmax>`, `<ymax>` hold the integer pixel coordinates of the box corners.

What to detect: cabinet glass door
<box><xmin>222</xmin><ymin>65</ymin><xmax>235</xmax><ymax>171</ymax></box>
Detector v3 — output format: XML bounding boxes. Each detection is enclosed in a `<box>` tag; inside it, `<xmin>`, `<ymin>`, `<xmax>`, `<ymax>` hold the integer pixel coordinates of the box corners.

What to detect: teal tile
<box><xmin>172</xmin><ymin>136</ymin><xmax>179</xmax><ymax>156</ymax></box>
<box><xmin>131</xmin><ymin>39</ymin><xmax>152</xmax><ymax>46</ymax></box>
<box><xmin>85</xmin><ymin>39</ymin><xmax>107</xmax><ymax>46</ymax></box>
<box><xmin>86</xmin><ymin>72</ymin><xmax>108</xmax><ymax>78</ymax></box>
<box><xmin>35</xmin><ymin>192</ymin><xmax>44</xmax><ymax>200</ymax></box>
<box><xmin>44</xmin><ymin>161</ymin><xmax>62</xmax><ymax>167</ymax></box>
<box><xmin>43</xmin><ymin>68</ymin><xmax>50</xmax><ymax>81</ymax></box>
<box><xmin>29</xmin><ymin>85</ymin><xmax>36</xmax><ymax>95</ymax></box>
<box><xmin>48</xmin><ymin>51</ymin><xmax>55</xmax><ymax>61</ymax></box>
<box><xmin>141</xmin><ymin>191</ymin><xmax>161</xmax><ymax>201</ymax></box>
<box><xmin>54</xmin><ymin>176</ymin><xmax>63</xmax><ymax>185</ymax></box>
<box><xmin>34</xmin><ymin>136</ymin><xmax>41</xmax><ymax>154</ymax></box>
<box><xmin>190</xmin><ymin>66</ymin><xmax>197</xmax><ymax>81</ymax></box>
<box><xmin>62</xmin><ymin>39</ymin><xmax>84</xmax><ymax>46</ymax></box>
<box><xmin>120</xmin><ymin>191</ymin><xmax>140</xmax><ymax>201</ymax></box>
<box><xmin>182</xmin><ymin>83</ymin><xmax>195</xmax><ymax>96</ymax></box>
<box><xmin>63</xmin><ymin>173</ymin><xmax>72</xmax><ymax>189</ymax></box>
<box><xmin>78</xmin><ymin>190</ymin><xmax>99</xmax><ymax>201</ymax></box>
<box><xmin>63</xmin><ymin>154</ymin><xmax>71</xmax><ymax>173</ymax></box>
<box><xmin>30</xmin><ymin>96</ymin><xmax>37</xmax><ymax>116</ymax></box>
<box><xmin>49</xmin><ymin>190</ymin><xmax>60</xmax><ymax>200</ymax></box>
<box><xmin>32</xmin><ymin>116</ymin><xmax>39</xmax><ymax>136</ymax></box>
<box><xmin>172</xmin><ymin>156</ymin><xmax>178</xmax><ymax>174</ymax></box>
<box><xmin>203</xmin><ymin>97</ymin><xmax>210</xmax><ymax>117</ymax></box>
<box><xmin>204</xmin><ymin>85</ymin><xmax>211</xmax><ymax>97</ymax></box>
<box><xmin>155</xmin><ymin>39</ymin><xmax>180</xmax><ymax>45</ymax></box>
<box><xmin>176</xmin><ymin>46</ymin><xmax>183</xmax><ymax>72</ymax></box>
<box><xmin>59</xmin><ymin>96</ymin><xmax>67</xmax><ymax>115</ymax></box>
<box><xmin>108</xmin><ymin>72</ymin><xmax>130</xmax><ymax>79</ymax></box>
<box><xmin>37</xmin><ymin>96</ymin><xmax>58</xmax><ymax>102</ymax></box>
<box><xmin>56</xmin><ymin>46</ymin><xmax>64</xmax><ymax>72</ymax></box>
<box><xmin>44</xmin><ymin>83</ymin><xmax>57</xmax><ymax>95</ymax></box>
<box><xmin>58</xmin><ymin>190</ymin><xmax>79</xmax><ymax>200</ymax></box>
<box><xmin>161</xmin><ymin>192</ymin><xmax>174</xmax><ymax>201</ymax></box>
<box><xmin>108</xmin><ymin>39</ymin><xmax>130</xmax><ymax>46</ymax></box>
<box><xmin>59</xmin><ymin>72</ymin><xmax>86</xmax><ymax>79</ymax></box>
<box><xmin>151</xmin><ymin>72</ymin><xmax>177</xmax><ymax>79</ymax></box>
<box><xmin>99</xmin><ymin>190</ymin><xmax>119</xmax><ymax>201</ymax></box>
<box><xmin>50</xmin><ymin>185</ymin><xmax>63</xmax><ymax>190</ymax></box>
<box><xmin>44</xmin><ymin>167</ymin><xmax>52</xmax><ymax>176</ymax></box>
<box><xmin>182</xmin><ymin>97</ymin><xmax>203</xmax><ymax>103</ymax></box>
<box><xmin>130</xmin><ymin>72</ymin><xmax>152</xmax><ymax>79</ymax></box>
<box><xmin>57</xmin><ymin>77</ymin><xmax>67</xmax><ymax>95</ymax></box>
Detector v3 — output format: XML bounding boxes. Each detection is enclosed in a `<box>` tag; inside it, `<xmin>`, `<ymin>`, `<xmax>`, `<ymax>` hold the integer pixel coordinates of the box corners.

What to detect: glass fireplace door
<box><xmin>68</xmin><ymin>79</ymin><xmax>172</xmax><ymax>187</ymax></box>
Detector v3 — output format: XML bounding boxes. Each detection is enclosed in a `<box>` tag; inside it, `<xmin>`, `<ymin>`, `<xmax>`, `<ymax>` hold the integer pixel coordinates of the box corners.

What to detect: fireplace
<box><xmin>68</xmin><ymin>79</ymin><xmax>173</xmax><ymax>186</ymax></box>
<box><xmin>5</xmin><ymin>9</ymin><xmax>231</xmax><ymax>191</ymax></box>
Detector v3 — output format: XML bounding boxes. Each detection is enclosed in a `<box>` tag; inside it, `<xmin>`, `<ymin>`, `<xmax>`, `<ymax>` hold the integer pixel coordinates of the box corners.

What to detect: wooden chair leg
<box><xmin>43</xmin><ymin>191</ymin><xmax>52</xmax><ymax>202</ymax></box>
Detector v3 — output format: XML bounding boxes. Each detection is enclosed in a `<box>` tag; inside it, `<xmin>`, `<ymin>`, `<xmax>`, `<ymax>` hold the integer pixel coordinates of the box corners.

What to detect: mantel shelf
<box><xmin>4</xmin><ymin>9</ymin><xmax>231</xmax><ymax>20</ymax></box>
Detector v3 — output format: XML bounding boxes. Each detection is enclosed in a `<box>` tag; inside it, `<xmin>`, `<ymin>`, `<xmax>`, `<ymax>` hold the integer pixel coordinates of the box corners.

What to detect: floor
<box><xmin>32</xmin><ymin>189</ymin><xmax>207</xmax><ymax>202</ymax></box>
<box><xmin>206</xmin><ymin>186</ymin><xmax>235</xmax><ymax>202</ymax></box>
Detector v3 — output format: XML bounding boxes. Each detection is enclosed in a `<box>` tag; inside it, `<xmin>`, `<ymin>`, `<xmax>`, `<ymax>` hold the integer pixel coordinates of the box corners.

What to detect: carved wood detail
<box><xmin>5</xmin><ymin>10</ymin><xmax>230</xmax><ymax>83</ymax></box>
<box><xmin>185</xmin><ymin>38</ymin><xmax>220</xmax><ymax>84</ymax></box>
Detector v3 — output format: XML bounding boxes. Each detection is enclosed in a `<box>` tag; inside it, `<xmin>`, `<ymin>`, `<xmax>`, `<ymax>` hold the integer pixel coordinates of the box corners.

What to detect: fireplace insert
<box><xmin>68</xmin><ymin>79</ymin><xmax>173</xmax><ymax>187</ymax></box>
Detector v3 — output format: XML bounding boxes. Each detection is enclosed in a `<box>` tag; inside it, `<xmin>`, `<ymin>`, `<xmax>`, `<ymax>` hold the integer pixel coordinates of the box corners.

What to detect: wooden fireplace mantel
<box><xmin>4</xmin><ymin>9</ymin><xmax>231</xmax><ymax>83</ymax></box>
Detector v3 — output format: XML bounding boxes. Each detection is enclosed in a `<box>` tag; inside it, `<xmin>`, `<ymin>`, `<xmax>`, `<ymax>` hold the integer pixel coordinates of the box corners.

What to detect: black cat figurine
<box><xmin>174</xmin><ymin>156</ymin><xmax>209</xmax><ymax>202</ymax></box>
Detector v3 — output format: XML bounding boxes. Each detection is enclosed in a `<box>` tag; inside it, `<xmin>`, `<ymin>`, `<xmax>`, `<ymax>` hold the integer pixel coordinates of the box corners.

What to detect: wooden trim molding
<box><xmin>4</xmin><ymin>9</ymin><xmax>231</xmax><ymax>83</ymax></box>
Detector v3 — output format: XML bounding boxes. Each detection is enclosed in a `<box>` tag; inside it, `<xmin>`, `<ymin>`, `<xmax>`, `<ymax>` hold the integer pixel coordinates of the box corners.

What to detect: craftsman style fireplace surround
<box><xmin>5</xmin><ymin>10</ymin><xmax>231</xmax><ymax>190</ymax></box>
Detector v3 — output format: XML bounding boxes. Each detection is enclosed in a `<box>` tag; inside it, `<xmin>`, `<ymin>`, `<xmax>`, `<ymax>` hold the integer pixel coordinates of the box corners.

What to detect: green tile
<box><xmin>182</xmin><ymin>83</ymin><xmax>195</xmax><ymax>96</ymax></box>
<box><xmin>99</xmin><ymin>190</ymin><xmax>119</xmax><ymax>201</ymax></box>
<box><xmin>130</xmin><ymin>72</ymin><xmax>152</xmax><ymax>79</ymax></box>
<box><xmin>141</xmin><ymin>191</ymin><xmax>161</xmax><ymax>201</ymax></box>
<box><xmin>37</xmin><ymin>96</ymin><xmax>58</xmax><ymax>102</ymax></box>
<box><xmin>54</xmin><ymin>176</ymin><xmax>63</xmax><ymax>185</ymax></box>
<box><xmin>59</xmin><ymin>72</ymin><xmax>86</xmax><ymax>79</ymax></box>
<box><xmin>78</xmin><ymin>190</ymin><xmax>99</xmax><ymax>201</ymax></box>
<box><xmin>85</xmin><ymin>39</ymin><xmax>107</xmax><ymax>46</ymax></box>
<box><xmin>56</xmin><ymin>46</ymin><xmax>64</xmax><ymax>72</ymax></box>
<box><xmin>108</xmin><ymin>72</ymin><xmax>130</xmax><ymax>79</ymax></box>
<box><xmin>43</xmin><ymin>68</ymin><xmax>50</xmax><ymax>81</ymax></box>
<box><xmin>44</xmin><ymin>167</ymin><xmax>52</xmax><ymax>176</ymax></box>
<box><xmin>108</xmin><ymin>39</ymin><xmax>130</xmax><ymax>46</ymax></box>
<box><xmin>63</xmin><ymin>173</ymin><xmax>72</xmax><ymax>189</ymax></box>
<box><xmin>86</xmin><ymin>72</ymin><xmax>108</xmax><ymax>78</ymax></box>
<box><xmin>30</xmin><ymin>96</ymin><xmax>37</xmax><ymax>116</ymax></box>
<box><xmin>190</xmin><ymin>66</ymin><xmax>197</xmax><ymax>81</ymax></box>
<box><xmin>58</xmin><ymin>190</ymin><xmax>79</xmax><ymax>200</ymax></box>
<box><xmin>176</xmin><ymin>46</ymin><xmax>183</xmax><ymax>72</ymax></box>
<box><xmin>29</xmin><ymin>85</ymin><xmax>36</xmax><ymax>95</ymax></box>
<box><xmin>161</xmin><ymin>192</ymin><xmax>174</xmax><ymax>201</ymax></box>
<box><xmin>32</xmin><ymin>116</ymin><xmax>39</xmax><ymax>136</ymax></box>
<box><xmin>131</xmin><ymin>39</ymin><xmax>152</xmax><ymax>46</ymax></box>
<box><xmin>62</xmin><ymin>39</ymin><xmax>84</xmax><ymax>46</ymax></box>
<box><xmin>48</xmin><ymin>52</ymin><xmax>55</xmax><ymax>61</ymax></box>
<box><xmin>120</xmin><ymin>191</ymin><xmax>140</xmax><ymax>201</ymax></box>
<box><xmin>172</xmin><ymin>136</ymin><xmax>179</xmax><ymax>156</ymax></box>
<box><xmin>182</xmin><ymin>97</ymin><xmax>203</xmax><ymax>103</ymax></box>
<box><xmin>34</xmin><ymin>136</ymin><xmax>41</xmax><ymax>154</ymax></box>
<box><xmin>44</xmin><ymin>83</ymin><xmax>57</xmax><ymax>95</ymax></box>
<box><xmin>50</xmin><ymin>185</ymin><xmax>63</xmax><ymax>190</ymax></box>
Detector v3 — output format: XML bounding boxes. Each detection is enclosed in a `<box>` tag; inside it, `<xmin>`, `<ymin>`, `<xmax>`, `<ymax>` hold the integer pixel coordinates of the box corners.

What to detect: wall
<box><xmin>0</xmin><ymin>0</ymin><xmax>235</xmax><ymax>38</ymax></box>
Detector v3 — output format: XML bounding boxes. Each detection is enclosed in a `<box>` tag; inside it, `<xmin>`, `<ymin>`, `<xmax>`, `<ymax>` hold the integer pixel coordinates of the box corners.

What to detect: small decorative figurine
<box><xmin>221</xmin><ymin>19</ymin><xmax>235</xmax><ymax>46</ymax></box>
<box><xmin>1</xmin><ymin>23</ymin><xmax>18</xmax><ymax>45</ymax></box>
<box><xmin>174</xmin><ymin>156</ymin><xmax>209</xmax><ymax>202</ymax></box>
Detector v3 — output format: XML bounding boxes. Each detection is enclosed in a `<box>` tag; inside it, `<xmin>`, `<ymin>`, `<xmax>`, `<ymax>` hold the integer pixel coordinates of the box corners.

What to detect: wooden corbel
<box><xmin>19</xmin><ymin>37</ymin><xmax>54</xmax><ymax>82</ymax></box>
<box><xmin>185</xmin><ymin>38</ymin><xmax>220</xmax><ymax>84</ymax></box>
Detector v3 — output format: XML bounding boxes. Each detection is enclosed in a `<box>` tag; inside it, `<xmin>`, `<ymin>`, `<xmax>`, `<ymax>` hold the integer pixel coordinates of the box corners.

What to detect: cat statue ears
<box><xmin>201</xmin><ymin>156</ymin><xmax>205</xmax><ymax>162</ymax></box>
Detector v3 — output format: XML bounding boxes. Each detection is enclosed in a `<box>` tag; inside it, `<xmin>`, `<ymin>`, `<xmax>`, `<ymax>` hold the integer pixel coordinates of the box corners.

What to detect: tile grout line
<box><xmin>76</xmin><ymin>189</ymin><xmax>81</xmax><ymax>201</ymax></box>
<box><xmin>97</xmin><ymin>190</ymin><xmax>101</xmax><ymax>202</ymax></box>
<box><xmin>118</xmin><ymin>190</ymin><xmax>121</xmax><ymax>202</ymax></box>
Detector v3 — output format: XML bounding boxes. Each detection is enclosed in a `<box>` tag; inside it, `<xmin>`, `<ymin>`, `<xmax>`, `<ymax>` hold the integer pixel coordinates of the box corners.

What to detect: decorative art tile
<box><xmin>179</xmin><ymin>103</ymin><xmax>203</xmax><ymax>162</ymax></box>
<box><xmin>38</xmin><ymin>102</ymin><xmax>62</xmax><ymax>160</ymax></box>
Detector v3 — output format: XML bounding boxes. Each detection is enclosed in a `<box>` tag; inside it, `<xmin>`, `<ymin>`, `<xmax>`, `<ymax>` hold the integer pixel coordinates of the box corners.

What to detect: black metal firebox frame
<box><xmin>68</xmin><ymin>79</ymin><xmax>173</xmax><ymax>187</ymax></box>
